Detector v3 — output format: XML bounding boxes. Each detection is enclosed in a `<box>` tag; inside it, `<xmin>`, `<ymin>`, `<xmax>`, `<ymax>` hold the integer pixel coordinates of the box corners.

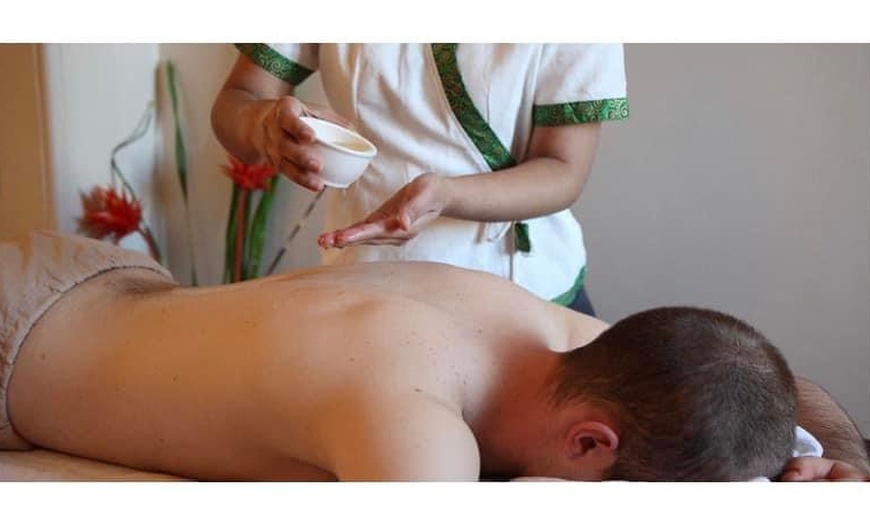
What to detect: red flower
<box><xmin>222</xmin><ymin>155</ymin><xmax>277</xmax><ymax>191</ymax></box>
<box><xmin>78</xmin><ymin>185</ymin><xmax>143</xmax><ymax>243</ymax></box>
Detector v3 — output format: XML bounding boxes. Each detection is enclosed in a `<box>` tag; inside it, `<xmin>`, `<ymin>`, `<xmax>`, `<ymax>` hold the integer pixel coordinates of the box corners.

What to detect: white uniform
<box><xmin>237</xmin><ymin>43</ymin><xmax>629</xmax><ymax>303</ymax></box>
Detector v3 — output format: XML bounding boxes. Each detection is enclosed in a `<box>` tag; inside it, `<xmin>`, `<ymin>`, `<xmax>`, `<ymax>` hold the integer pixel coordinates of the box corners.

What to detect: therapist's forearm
<box><xmin>441</xmin><ymin>157</ymin><xmax>589</xmax><ymax>222</ymax></box>
<box><xmin>440</xmin><ymin>122</ymin><xmax>600</xmax><ymax>222</ymax></box>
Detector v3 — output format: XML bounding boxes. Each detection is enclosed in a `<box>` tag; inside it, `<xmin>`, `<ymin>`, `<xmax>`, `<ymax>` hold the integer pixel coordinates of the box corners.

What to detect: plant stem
<box><xmin>245</xmin><ymin>179</ymin><xmax>278</xmax><ymax>280</ymax></box>
<box><xmin>138</xmin><ymin>226</ymin><xmax>163</xmax><ymax>263</ymax></box>
<box><xmin>266</xmin><ymin>189</ymin><xmax>325</xmax><ymax>275</ymax></box>
<box><xmin>233</xmin><ymin>188</ymin><xmax>249</xmax><ymax>282</ymax></box>
<box><xmin>223</xmin><ymin>184</ymin><xmax>240</xmax><ymax>284</ymax></box>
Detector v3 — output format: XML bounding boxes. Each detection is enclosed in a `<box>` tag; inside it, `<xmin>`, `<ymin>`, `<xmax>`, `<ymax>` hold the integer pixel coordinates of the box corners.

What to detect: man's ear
<box><xmin>565</xmin><ymin>421</ymin><xmax>619</xmax><ymax>459</ymax></box>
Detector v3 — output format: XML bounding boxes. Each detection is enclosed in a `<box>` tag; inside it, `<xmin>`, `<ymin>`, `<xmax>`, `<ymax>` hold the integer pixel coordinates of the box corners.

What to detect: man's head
<box><xmin>547</xmin><ymin>306</ymin><xmax>797</xmax><ymax>481</ymax></box>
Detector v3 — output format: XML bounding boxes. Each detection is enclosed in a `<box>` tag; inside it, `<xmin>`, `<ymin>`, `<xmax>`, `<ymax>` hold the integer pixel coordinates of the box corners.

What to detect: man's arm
<box><xmin>324</xmin><ymin>394</ymin><xmax>481</xmax><ymax>481</ymax></box>
<box><xmin>794</xmin><ymin>376</ymin><xmax>869</xmax><ymax>475</ymax></box>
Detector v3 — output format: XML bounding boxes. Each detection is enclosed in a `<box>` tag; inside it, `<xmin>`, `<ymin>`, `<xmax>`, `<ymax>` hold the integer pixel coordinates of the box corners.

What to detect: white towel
<box><xmin>748</xmin><ymin>425</ymin><xmax>822</xmax><ymax>481</ymax></box>
<box><xmin>792</xmin><ymin>425</ymin><xmax>823</xmax><ymax>458</ymax></box>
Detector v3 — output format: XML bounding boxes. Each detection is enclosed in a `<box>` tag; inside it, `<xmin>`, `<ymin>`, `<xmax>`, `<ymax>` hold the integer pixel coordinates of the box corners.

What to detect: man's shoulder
<box><xmin>322</xmin><ymin>387</ymin><xmax>480</xmax><ymax>480</ymax></box>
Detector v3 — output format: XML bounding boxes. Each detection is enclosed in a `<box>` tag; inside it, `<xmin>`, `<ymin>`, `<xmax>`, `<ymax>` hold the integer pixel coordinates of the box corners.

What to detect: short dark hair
<box><xmin>549</xmin><ymin>306</ymin><xmax>797</xmax><ymax>481</ymax></box>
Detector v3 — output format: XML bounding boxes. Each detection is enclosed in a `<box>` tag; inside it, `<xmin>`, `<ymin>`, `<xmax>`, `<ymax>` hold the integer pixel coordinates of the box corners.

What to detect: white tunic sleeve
<box><xmin>533</xmin><ymin>44</ymin><xmax>629</xmax><ymax>125</ymax></box>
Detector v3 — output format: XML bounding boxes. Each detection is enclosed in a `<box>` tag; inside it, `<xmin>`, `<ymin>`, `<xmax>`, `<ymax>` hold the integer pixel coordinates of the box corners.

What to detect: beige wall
<box><xmin>41</xmin><ymin>44</ymin><xmax>161</xmax><ymax>257</ymax></box>
<box><xmin>582</xmin><ymin>44</ymin><xmax>870</xmax><ymax>435</ymax></box>
<box><xmin>0</xmin><ymin>44</ymin><xmax>54</xmax><ymax>240</ymax></box>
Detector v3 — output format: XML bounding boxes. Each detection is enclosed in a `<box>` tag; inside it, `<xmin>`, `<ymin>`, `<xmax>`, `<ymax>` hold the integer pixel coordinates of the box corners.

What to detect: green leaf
<box><xmin>166</xmin><ymin>61</ymin><xmax>189</xmax><ymax>201</ymax></box>
<box><xmin>245</xmin><ymin>178</ymin><xmax>279</xmax><ymax>279</ymax></box>
<box><xmin>238</xmin><ymin>189</ymin><xmax>253</xmax><ymax>280</ymax></box>
<box><xmin>165</xmin><ymin>60</ymin><xmax>198</xmax><ymax>285</ymax></box>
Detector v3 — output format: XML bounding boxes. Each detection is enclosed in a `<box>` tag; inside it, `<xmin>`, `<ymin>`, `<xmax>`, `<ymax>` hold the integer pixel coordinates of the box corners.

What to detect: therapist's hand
<box><xmin>778</xmin><ymin>457</ymin><xmax>870</xmax><ymax>481</ymax></box>
<box><xmin>258</xmin><ymin>96</ymin><xmax>354</xmax><ymax>192</ymax></box>
<box><xmin>319</xmin><ymin>173</ymin><xmax>452</xmax><ymax>248</ymax></box>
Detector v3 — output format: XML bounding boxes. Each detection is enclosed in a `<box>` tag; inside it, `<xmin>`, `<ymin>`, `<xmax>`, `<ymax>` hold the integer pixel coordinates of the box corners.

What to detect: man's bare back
<box><xmin>8</xmin><ymin>261</ymin><xmax>607</xmax><ymax>480</ymax></box>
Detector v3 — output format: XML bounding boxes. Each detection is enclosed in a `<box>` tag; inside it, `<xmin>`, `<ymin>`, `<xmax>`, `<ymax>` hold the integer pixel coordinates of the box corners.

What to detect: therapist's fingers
<box><xmin>319</xmin><ymin>201</ymin><xmax>436</xmax><ymax>248</ymax></box>
<box><xmin>273</xmin><ymin>141</ymin><xmax>324</xmax><ymax>192</ymax></box>
<box><xmin>260</xmin><ymin>97</ymin><xmax>326</xmax><ymax>192</ymax></box>
<box><xmin>268</xmin><ymin>146</ymin><xmax>324</xmax><ymax>192</ymax></box>
<box><xmin>284</xmin><ymin>168</ymin><xmax>325</xmax><ymax>193</ymax></box>
<box><xmin>319</xmin><ymin>217</ymin><xmax>412</xmax><ymax>248</ymax></box>
<box><xmin>305</xmin><ymin>103</ymin><xmax>356</xmax><ymax>131</ymax></box>
<box><xmin>779</xmin><ymin>457</ymin><xmax>870</xmax><ymax>481</ymax></box>
<box><xmin>318</xmin><ymin>174</ymin><xmax>447</xmax><ymax>248</ymax></box>
<box><xmin>264</xmin><ymin>96</ymin><xmax>315</xmax><ymax>143</ymax></box>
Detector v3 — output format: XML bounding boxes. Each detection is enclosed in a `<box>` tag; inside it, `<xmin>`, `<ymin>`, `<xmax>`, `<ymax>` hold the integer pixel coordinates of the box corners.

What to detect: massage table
<box><xmin>0</xmin><ymin>430</ymin><xmax>857</xmax><ymax>481</ymax></box>
<box><xmin>0</xmin><ymin>449</ymin><xmax>183</xmax><ymax>481</ymax></box>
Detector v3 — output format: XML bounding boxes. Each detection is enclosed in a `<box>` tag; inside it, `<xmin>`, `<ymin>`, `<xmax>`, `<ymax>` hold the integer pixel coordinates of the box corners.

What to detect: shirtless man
<box><xmin>1</xmin><ymin>231</ymin><xmax>868</xmax><ymax>481</ymax></box>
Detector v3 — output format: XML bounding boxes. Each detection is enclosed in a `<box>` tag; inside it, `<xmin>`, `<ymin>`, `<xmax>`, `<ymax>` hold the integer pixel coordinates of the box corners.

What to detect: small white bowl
<box><xmin>300</xmin><ymin>116</ymin><xmax>377</xmax><ymax>188</ymax></box>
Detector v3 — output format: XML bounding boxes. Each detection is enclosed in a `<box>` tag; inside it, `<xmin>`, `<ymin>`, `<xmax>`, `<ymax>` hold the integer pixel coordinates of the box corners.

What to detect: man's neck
<box><xmin>469</xmin><ymin>350</ymin><xmax>561</xmax><ymax>478</ymax></box>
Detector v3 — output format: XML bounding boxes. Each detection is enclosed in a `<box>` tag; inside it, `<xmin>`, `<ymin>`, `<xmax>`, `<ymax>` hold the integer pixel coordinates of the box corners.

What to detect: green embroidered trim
<box><xmin>430</xmin><ymin>43</ymin><xmax>516</xmax><ymax>171</ymax></box>
<box><xmin>551</xmin><ymin>266</ymin><xmax>588</xmax><ymax>306</ymax></box>
<box><xmin>514</xmin><ymin>222</ymin><xmax>531</xmax><ymax>253</ymax></box>
<box><xmin>234</xmin><ymin>43</ymin><xmax>314</xmax><ymax>86</ymax></box>
<box><xmin>533</xmin><ymin>97</ymin><xmax>630</xmax><ymax>126</ymax></box>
